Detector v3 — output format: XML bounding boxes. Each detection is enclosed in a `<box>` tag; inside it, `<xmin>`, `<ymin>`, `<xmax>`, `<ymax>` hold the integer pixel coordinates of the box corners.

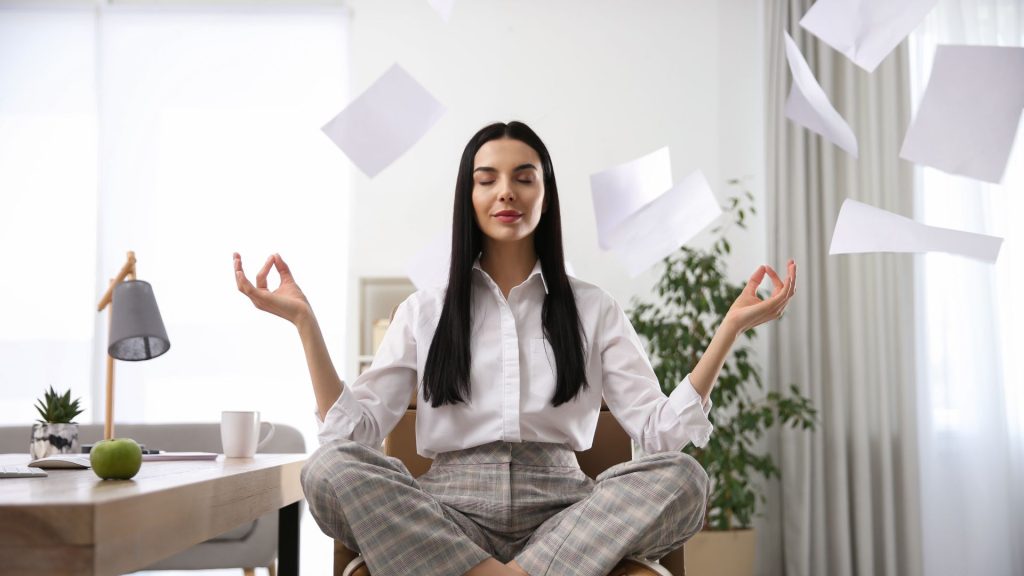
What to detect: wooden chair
<box><xmin>332</xmin><ymin>405</ymin><xmax>686</xmax><ymax>575</ymax></box>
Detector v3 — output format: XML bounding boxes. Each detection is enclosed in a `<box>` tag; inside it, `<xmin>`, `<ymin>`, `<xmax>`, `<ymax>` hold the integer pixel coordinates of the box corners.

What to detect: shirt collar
<box><xmin>472</xmin><ymin>256</ymin><xmax>550</xmax><ymax>295</ymax></box>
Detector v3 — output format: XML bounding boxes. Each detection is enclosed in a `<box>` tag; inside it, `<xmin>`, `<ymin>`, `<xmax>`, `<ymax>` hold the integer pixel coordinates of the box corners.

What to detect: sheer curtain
<box><xmin>910</xmin><ymin>1</ymin><xmax>1024</xmax><ymax>575</ymax></box>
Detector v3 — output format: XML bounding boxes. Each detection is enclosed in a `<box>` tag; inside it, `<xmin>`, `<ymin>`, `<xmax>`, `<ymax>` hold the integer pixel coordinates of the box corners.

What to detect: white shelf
<box><xmin>358</xmin><ymin>277</ymin><xmax>415</xmax><ymax>371</ymax></box>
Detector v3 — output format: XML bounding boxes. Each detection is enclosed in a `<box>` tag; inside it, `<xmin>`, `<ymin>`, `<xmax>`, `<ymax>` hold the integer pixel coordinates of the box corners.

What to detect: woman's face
<box><xmin>471</xmin><ymin>137</ymin><xmax>546</xmax><ymax>247</ymax></box>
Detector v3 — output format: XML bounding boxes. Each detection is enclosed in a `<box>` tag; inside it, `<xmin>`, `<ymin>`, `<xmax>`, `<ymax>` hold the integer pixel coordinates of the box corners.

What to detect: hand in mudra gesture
<box><xmin>723</xmin><ymin>259</ymin><xmax>797</xmax><ymax>334</ymax></box>
<box><xmin>234</xmin><ymin>252</ymin><xmax>311</xmax><ymax>325</ymax></box>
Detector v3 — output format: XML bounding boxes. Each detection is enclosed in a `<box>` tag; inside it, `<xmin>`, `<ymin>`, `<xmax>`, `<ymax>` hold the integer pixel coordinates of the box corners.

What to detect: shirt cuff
<box><xmin>666</xmin><ymin>374</ymin><xmax>714</xmax><ymax>448</ymax></box>
<box><xmin>316</xmin><ymin>384</ymin><xmax>361</xmax><ymax>446</ymax></box>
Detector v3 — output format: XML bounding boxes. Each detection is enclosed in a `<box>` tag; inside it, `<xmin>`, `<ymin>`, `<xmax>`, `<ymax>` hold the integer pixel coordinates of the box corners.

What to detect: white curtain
<box><xmin>910</xmin><ymin>1</ymin><xmax>1024</xmax><ymax>575</ymax></box>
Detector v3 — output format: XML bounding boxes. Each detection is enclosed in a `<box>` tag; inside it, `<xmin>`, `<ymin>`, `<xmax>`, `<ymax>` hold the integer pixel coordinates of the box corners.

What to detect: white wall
<box><xmin>341</xmin><ymin>0</ymin><xmax>767</xmax><ymax>380</ymax></box>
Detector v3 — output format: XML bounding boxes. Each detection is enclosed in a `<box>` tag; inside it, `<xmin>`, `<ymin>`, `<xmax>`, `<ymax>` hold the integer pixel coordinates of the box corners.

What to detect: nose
<box><xmin>497</xmin><ymin>180</ymin><xmax>515</xmax><ymax>202</ymax></box>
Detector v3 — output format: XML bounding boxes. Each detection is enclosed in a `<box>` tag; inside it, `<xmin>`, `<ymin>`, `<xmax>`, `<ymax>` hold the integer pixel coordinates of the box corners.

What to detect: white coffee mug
<box><xmin>221</xmin><ymin>411</ymin><xmax>276</xmax><ymax>458</ymax></box>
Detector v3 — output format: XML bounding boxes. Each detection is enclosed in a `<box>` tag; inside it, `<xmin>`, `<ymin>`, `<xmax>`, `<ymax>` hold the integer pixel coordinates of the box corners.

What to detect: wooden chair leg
<box><xmin>243</xmin><ymin>569</ymin><xmax>256</xmax><ymax>576</ymax></box>
<box><xmin>268</xmin><ymin>562</ymin><xmax>277</xmax><ymax>576</ymax></box>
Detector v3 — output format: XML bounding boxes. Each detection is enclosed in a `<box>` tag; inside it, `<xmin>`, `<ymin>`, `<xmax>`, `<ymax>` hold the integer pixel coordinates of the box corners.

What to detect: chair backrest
<box><xmin>382</xmin><ymin>407</ymin><xmax>632</xmax><ymax>479</ymax></box>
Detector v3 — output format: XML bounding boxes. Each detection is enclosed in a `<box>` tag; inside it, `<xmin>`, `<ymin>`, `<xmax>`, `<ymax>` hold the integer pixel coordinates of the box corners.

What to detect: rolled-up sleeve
<box><xmin>317</xmin><ymin>298</ymin><xmax>418</xmax><ymax>450</ymax></box>
<box><xmin>598</xmin><ymin>295</ymin><xmax>713</xmax><ymax>454</ymax></box>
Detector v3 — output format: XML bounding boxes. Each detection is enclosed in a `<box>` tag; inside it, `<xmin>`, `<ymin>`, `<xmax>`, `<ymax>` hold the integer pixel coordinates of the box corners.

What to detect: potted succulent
<box><xmin>628</xmin><ymin>185</ymin><xmax>817</xmax><ymax>576</ymax></box>
<box><xmin>30</xmin><ymin>386</ymin><xmax>85</xmax><ymax>460</ymax></box>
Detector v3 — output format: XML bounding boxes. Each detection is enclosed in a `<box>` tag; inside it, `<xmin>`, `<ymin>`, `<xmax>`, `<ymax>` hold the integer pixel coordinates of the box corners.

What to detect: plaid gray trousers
<box><xmin>302</xmin><ymin>439</ymin><xmax>708</xmax><ymax>576</ymax></box>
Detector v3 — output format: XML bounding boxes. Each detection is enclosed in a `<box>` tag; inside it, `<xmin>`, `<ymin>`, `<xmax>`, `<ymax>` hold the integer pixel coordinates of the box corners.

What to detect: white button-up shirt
<box><xmin>318</xmin><ymin>260</ymin><xmax>713</xmax><ymax>458</ymax></box>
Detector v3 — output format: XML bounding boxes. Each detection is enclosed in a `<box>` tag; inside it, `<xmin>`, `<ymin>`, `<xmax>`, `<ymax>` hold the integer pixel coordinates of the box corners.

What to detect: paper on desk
<box><xmin>406</xmin><ymin>229</ymin><xmax>451</xmax><ymax>290</ymax></box>
<box><xmin>321</xmin><ymin>64</ymin><xmax>446</xmax><ymax>178</ymax></box>
<box><xmin>829</xmin><ymin>198</ymin><xmax>1003</xmax><ymax>262</ymax></box>
<box><xmin>800</xmin><ymin>0</ymin><xmax>938</xmax><ymax>73</ymax></box>
<box><xmin>900</xmin><ymin>45</ymin><xmax>1024</xmax><ymax>184</ymax></box>
<box><xmin>609</xmin><ymin>170</ymin><xmax>723</xmax><ymax>277</ymax></box>
<box><xmin>590</xmin><ymin>147</ymin><xmax>673</xmax><ymax>249</ymax></box>
<box><xmin>427</xmin><ymin>0</ymin><xmax>456</xmax><ymax>22</ymax></box>
<box><xmin>783</xmin><ymin>31</ymin><xmax>859</xmax><ymax>157</ymax></box>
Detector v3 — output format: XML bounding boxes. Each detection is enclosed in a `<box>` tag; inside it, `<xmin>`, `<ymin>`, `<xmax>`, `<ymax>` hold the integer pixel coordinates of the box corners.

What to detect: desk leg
<box><xmin>278</xmin><ymin>502</ymin><xmax>301</xmax><ymax>576</ymax></box>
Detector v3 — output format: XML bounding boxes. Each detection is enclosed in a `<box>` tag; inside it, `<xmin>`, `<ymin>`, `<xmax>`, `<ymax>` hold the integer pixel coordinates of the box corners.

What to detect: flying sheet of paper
<box><xmin>783</xmin><ymin>31</ymin><xmax>859</xmax><ymax>157</ymax></box>
<box><xmin>829</xmin><ymin>198</ymin><xmax>1002</xmax><ymax>263</ymax></box>
<box><xmin>405</xmin><ymin>229</ymin><xmax>451</xmax><ymax>290</ymax></box>
<box><xmin>427</xmin><ymin>0</ymin><xmax>456</xmax><ymax>22</ymax></box>
<box><xmin>590</xmin><ymin>147</ymin><xmax>673</xmax><ymax>250</ymax></box>
<box><xmin>800</xmin><ymin>0</ymin><xmax>938</xmax><ymax>73</ymax></box>
<box><xmin>900</xmin><ymin>45</ymin><xmax>1024</xmax><ymax>184</ymax></box>
<box><xmin>609</xmin><ymin>170</ymin><xmax>723</xmax><ymax>277</ymax></box>
<box><xmin>321</xmin><ymin>64</ymin><xmax>446</xmax><ymax>178</ymax></box>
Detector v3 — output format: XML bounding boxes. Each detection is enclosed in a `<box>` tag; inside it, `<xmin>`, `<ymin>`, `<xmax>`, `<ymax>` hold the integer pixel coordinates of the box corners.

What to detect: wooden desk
<box><xmin>0</xmin><ymin>453</ymin><xmax>306</xmax><ymax>576</ymax></box>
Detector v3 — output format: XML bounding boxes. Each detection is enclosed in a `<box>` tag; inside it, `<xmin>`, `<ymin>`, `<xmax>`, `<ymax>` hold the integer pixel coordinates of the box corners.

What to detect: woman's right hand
<box><xmin>234</xmin><ymin>252</ymin><xmax>313</xmax><ymax>326</ymax></box>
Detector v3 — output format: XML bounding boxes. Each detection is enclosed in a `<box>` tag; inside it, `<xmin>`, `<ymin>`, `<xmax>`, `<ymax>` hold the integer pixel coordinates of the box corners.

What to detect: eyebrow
<box><xmin>473</xmin><ymin>163</ymin><xmax>539</xmax><ymax>174</ymax></box>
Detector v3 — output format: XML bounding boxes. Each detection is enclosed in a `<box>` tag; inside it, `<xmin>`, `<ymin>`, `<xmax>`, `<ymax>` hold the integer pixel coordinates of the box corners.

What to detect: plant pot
<box><xmin>30</xmin><ymin>422</ymin><xmax>80</xmax><ymax>460</ymax></box>
<box><xmin>685</xmin><ymin>528</ymin><xmax>756</xmax><ymax>576</ymax></box>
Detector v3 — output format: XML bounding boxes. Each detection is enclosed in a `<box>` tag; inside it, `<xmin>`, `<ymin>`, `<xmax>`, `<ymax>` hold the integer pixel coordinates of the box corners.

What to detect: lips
<box><xmin>493</xmin><ymin>210</ymin><xmax>523</xmax><ymax>223</ymax></box>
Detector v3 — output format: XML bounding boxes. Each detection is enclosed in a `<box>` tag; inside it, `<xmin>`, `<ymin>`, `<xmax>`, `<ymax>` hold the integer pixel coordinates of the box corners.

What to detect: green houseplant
<box><xmin>30</xmin><ymin>385</ymin><xmax>85</xmax><ymax>460</ymax></box>
<box><xmin>628</xmin><ymin>185</ymin><xmax>816</xmax><ymax>546</ymax></box>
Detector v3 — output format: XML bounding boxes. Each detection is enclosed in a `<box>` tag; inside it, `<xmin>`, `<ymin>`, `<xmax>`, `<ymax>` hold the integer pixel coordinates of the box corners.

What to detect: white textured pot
<box><xmin>685</xmin><ymin>528</ymin><xmax>756</xmax><ymax>576</ymax></box>
<box><xmin>30</xmin><ymin>422</ymin><xmax>80</xmax><ymax>460</ymax></box>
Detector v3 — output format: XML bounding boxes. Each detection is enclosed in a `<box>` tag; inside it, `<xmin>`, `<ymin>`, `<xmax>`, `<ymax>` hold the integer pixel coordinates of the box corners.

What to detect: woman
<box><xmin>234</xmin><ymin>121</ymin><xmax>796</xmax><ymax>576</ymax></box>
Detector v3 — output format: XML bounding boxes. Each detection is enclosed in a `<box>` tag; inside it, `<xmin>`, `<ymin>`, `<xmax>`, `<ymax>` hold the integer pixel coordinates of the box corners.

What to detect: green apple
<box><xmin>90</xmin><ymin>438</ymin><xmax>143</xmax><ymax>480</ymax></box>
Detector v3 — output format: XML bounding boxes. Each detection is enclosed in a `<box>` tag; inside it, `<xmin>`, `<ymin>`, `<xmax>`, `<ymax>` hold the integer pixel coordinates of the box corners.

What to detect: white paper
<box><xmin>590</xmin><ymin>147</ymin><xmax>673</xmax><ymax>249</ymax></box>
<box><xmin>783</xmin><ymin>31</ymin><xmax>859</xmax><ymax>157</ymax></box>
<box><xmin>800</xmin><ymin>0</ymin><xmax>938</xmax><ymax>73</ymax></box>
<box><xmin>829</xmin><ymin>199</ymin><xmax>1002</xmax><ymax>263</ymax></box>
<box><xmin>900</xmin><ymin>45</ymin><xmax>1024</xmax><ymax>184</ymax></box>
<box><xmin>609</xmin><ymin>170</ymin><xmax>723</xmax><ymax>277</ymax></box>
<box><xmin>321</xmin><ymin>64</ymin><xmax>446</xmax><ymax>178</ymax></box>
<box><xmin>427</xmin><ymin>0</ymin><xmax>456</xmax><ymax>22</ymax></box>
<box><xmin>405</xmin><ymin>229</ymin><xmax>451</xmax><ymax>290</ymax></box>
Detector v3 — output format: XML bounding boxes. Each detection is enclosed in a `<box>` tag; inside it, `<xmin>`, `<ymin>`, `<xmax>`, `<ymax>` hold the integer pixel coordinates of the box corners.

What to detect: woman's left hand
<box><xmin>722</xmin><ymin>259</ymin><xmax>797</xmax><ymax>335</ymax></box>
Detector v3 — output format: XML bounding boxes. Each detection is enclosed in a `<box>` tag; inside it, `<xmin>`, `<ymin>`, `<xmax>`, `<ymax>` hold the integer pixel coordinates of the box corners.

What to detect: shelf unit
<box><xmin>357</xmin><ymin>277</ymin><xmax>416</xmax><ymax>374</ymax></box>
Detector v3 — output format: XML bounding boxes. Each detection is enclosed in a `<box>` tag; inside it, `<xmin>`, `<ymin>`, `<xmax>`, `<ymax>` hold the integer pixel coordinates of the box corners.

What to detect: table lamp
<box><xmin>96</xmin><ymin>251</ymin><xmax>170</xmax><ymax>440</ymax></box>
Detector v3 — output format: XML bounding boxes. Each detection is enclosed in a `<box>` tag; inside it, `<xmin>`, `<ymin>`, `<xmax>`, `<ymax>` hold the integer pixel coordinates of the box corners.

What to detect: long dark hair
<box><xmin>421</xmin><ymin>121</ymin><xmax>589</xmax><ymax>408</ymax></box>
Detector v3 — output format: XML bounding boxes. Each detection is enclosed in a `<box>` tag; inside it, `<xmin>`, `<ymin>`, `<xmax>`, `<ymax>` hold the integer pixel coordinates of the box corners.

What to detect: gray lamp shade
<box><xmin>108</xmin><ymin>280</ymin><xmax>170</xmax><ymax>361</ymax></box>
